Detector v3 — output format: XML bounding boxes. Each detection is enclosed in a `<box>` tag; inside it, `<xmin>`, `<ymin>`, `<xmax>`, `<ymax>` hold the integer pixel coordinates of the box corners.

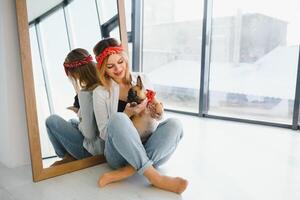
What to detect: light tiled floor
<box><xmin>1</xmin><ymin>112</ymin><xmax>300</xmax><ymax>200</ymax></box>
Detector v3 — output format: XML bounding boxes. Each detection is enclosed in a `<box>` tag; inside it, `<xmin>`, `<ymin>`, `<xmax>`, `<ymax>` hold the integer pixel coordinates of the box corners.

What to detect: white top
<box><xmin>93</xmin><ymin>73</ymin><xmax>154</xmax><ymax>140</ymax></box>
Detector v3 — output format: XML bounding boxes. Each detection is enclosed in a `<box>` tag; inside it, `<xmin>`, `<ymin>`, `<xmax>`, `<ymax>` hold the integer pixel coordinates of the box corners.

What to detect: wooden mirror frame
<box><xmin>15</xmin><ymin>0</ymin><xmax>128</xmax><ymax>182</ymax></box>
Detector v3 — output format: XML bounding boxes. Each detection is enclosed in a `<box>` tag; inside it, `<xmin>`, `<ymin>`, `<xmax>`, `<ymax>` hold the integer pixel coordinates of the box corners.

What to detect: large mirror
<box><xmin>16</xmin><ymin>0</ymin><xmax>128</xmax><ymax>181</ymax></box>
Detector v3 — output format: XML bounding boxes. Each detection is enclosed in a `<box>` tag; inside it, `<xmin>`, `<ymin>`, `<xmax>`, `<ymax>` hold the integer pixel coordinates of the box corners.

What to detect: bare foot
<box><xmin>151</xmin><ymin>175</ymin><xmax>188</xmax><ymax>194</ymax></box>
<box><xmin>98</xmin><ymin>165</ymin><xmax>136</xmax><ymax>187</ymax></box>
<box><xmin>143</xmin><ymin>166</ymin><xmax>188</xmax><ymax>194</ymax></box>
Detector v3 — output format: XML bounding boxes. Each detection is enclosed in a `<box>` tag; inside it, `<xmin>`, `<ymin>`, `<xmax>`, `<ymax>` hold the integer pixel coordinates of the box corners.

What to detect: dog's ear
<box><xmin>136</xmin><ymin>75</ymin><xmax>144</xmax><ymax>89</ymax></box>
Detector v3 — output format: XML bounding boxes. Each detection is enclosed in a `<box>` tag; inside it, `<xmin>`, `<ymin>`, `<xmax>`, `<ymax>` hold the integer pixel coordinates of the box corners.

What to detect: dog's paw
<box><xmin>155</xmin><ymin>102</ymin><xmax>164</xmax><ymax>114</ymax></box>
<box><xmin>148</xmin><ymin>102</ymin><xmax>163</xmax><ymax>120</ymax></box>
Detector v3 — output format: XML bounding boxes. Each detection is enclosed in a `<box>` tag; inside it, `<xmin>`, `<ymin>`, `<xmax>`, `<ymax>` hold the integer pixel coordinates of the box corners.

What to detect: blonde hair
<box><xmin>93</xmin><ymin>38</ymin><xmax>131</xmax><ymax>91</ymax></box>
<box><xmin>97</xmin><ymin>51</ymin><xmax>131</xmax><ymax>90</ymax></box>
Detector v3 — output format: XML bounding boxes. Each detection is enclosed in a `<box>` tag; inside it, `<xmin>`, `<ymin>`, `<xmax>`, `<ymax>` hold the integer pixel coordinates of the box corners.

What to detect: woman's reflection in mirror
<box><xmin>45</xmin><ymin>48</ymin><xmax>104</xmax><ymax>166</ymax></box>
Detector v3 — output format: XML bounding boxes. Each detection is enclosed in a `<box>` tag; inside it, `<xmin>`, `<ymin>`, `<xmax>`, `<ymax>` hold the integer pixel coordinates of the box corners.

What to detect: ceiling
<box><xmin>26</xmin><ymin>0</ymin><xmax>63</xmax><ymax>22</ymax></box>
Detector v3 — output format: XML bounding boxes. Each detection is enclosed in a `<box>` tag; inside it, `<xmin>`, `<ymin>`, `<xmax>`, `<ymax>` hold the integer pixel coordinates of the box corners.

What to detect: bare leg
<box><xmin>50</xmin><ymin>153</ymin><xmax>76</xmax><ymax>167</ymax></box>
<box><xmin>144</xmin><ymin>166</ymin><xmax>188</xmax><ymax>194</ymax></box>
<box><xmin>98</xmin><ymin>165</ymin><xmax>136</xmax><ymax>187</ymax></box>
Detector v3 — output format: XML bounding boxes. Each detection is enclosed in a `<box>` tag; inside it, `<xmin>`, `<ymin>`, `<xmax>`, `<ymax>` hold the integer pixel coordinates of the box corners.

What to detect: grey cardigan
<box><xmin>78</xmin><ymin>90</ymin><xmax>105</xmax><ymax>155</ymax></box>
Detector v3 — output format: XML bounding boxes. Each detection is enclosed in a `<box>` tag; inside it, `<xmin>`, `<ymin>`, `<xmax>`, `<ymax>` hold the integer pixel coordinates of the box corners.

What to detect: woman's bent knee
<box><xmin>45</xmin><ymin>114</ymin><xmax>64</xmax><ymax>130</ymax></box>
<box><xmin>164</xmin><ymin>118</ymin><xmax>184</xmax><ymax>139</ymax></box>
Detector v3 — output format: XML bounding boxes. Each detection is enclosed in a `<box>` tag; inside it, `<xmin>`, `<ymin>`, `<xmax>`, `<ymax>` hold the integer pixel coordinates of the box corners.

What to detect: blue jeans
<box><xmin>45</xmin><ymin>114</ymin><xmax>92</xmax><ymax>159</ymax></box>
<box><xmin>104</xmin><ymin>113</ymin><xmax>183</xmax><ymax>174</ymax></box>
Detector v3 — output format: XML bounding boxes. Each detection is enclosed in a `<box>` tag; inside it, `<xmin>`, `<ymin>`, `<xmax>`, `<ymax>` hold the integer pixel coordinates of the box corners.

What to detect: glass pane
<box><xmin>209</xmin><ymin>0</ymin><xmax>300</xmax><ymax>124</ymax></box>
<box><xmin>110</xmin><ymin>25</ymin><xmax>120</xmax><ymax>39</ymax></box>
<box><xmin>68</xmin><ymin>0</ymin><xmax>101</xmax><ymax>52</ymax></box>
<box><xmin>97</xmin><ymin>0</ymin><xmax>118</xmax><ymax>24</ymax></box>
<box><xmin>96</xmin><ymin>0</ymin><xmax>120</xmax><ymax>39</ymax></box>
<box><xmin>29</xmin><ymin>26</ymin><xmax>55</xmax><ymax>158</ymax></box>
<box><xmin>142</xmin><ymin>0</ymin><xmax>204</xmax><ymax>113</ymax></box>
<box><xmin>39</xmin><ymin>9</ymin><xmax>76</xmax><ymax>120</ymax></box>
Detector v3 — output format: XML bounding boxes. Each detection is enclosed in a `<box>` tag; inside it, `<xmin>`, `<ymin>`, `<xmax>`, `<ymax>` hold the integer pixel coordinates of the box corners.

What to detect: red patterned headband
<box><xmin>63</xmin><ymin>55</ymin><xmax>93</xmax><ymax>75</ymax></box>
<box><xmin>95</xmin><ymin>46</ymin><xmax>124</xmax><ymax>69</ymax></box>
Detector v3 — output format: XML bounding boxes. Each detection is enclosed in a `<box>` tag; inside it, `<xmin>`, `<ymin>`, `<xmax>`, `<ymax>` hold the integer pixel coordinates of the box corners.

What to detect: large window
<box><xmin>142</xmin><ymin>0</ymin><xmax>204</xmax><ymax>113</ymax></box>
<box><xmin>140</xmin><ymin>0</ymin><xmax>300</xmax><ymax>127</ymax></box>
<box><xmin>208</xmin><ymin>0</ymin><xmax>300</xmax><ymax>124</ymax></box>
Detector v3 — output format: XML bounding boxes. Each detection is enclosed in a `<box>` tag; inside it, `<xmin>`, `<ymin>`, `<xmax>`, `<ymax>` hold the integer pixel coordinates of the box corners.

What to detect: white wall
<box><xmin>0</xmin><ymin>0</ymin><xmax>31</xmax><ymax>168</ymax></box>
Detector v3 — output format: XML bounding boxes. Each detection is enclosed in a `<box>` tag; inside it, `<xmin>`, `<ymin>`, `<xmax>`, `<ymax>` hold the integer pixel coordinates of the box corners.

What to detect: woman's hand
<box><xmin>123</xmin><ymin>98</ymin><xmax>147</xmax><ymax>118</ymax></box>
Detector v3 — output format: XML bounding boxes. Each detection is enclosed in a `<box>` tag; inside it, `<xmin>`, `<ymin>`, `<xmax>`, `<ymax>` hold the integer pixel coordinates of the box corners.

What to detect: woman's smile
<box><xmin>114</xmin><ymin>69</ymin><xmax>124</xmax><ymax>77</ymax></box>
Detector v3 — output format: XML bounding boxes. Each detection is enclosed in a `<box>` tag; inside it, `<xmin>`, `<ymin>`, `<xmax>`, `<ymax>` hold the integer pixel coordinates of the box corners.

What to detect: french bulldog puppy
<box><xmin>127</xmin><ymin>76</ymin><xmax>164</xmax><ymax>141</ymax></box>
